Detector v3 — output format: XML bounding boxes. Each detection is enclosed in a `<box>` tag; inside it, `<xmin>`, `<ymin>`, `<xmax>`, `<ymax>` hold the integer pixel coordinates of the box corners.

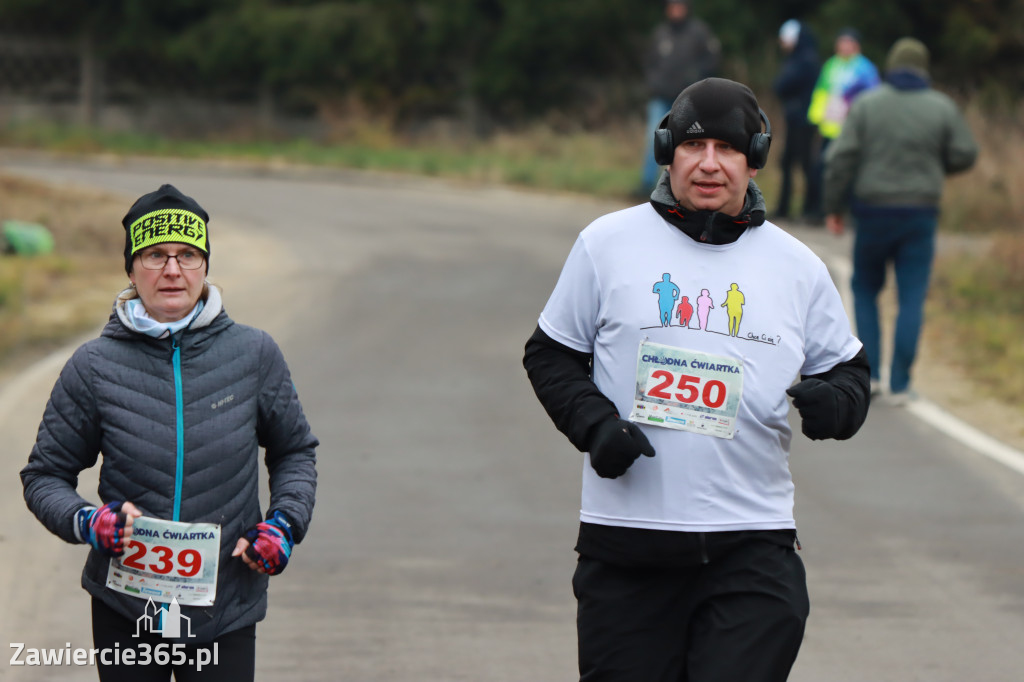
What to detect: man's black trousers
<box><xmin>573</xmin><ymin>534</ymin><xmax>809</xmax><ymax>682</ymax></box>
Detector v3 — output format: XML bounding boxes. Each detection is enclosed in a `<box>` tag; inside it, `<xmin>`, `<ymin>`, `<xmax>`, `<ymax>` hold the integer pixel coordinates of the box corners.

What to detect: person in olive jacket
<box><xmin>824</xmin><ymin>38</ymin><xmax>978</xmax><ymax>402</ymax></box>
<box><xmin>21</xmin><ymin>184</ymin><xmax>318</xmax><ymax>682</ymax></box>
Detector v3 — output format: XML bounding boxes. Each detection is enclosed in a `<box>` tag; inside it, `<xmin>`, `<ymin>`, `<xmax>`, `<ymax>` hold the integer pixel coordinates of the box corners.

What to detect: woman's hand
<box><xmin>232</xmin><ymin>511</ymin><xmax>294</xmax><ymax>575</ymax></box>
<box><xmin>826</xmin><ymin>214</ymin><xmax>845</xmax><ymax>236</ymax></box>
<box><xmin>231</xmin><ymin>536</ymin><xmax>262</xmax><ymax>573</ymax></box>
<box><xmin>77</xmin><ymin>501</ymin><xmax>143</xmax><ymax>556</ymax></box>
<box><xmin>120</xmin><ymin>501</ymin><xmax>143</xmax><ymax>541</ymax></box>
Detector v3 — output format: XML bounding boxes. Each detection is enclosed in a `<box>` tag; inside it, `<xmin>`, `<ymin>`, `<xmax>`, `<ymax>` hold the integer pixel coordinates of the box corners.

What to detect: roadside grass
<box><xmin>0</xmin><ymin>109</ymin><xmax>1021</xmax><ymax>418</ymax></box>
<box><xmin>0</xmin><ymin>121</ymin><xmax>642</xmax><ymax>198</ymax></box>
<box><xmin>939</xmin><ymin>107</ymin><xmax>1023</xmax><ymax>234</ymax></box>
<box><xmin>921</xmin><ymin>105</ymin><xmax>1024</xmax><ymax>412</ymax></box>
<box><xmin>929</xmin><ymin>233</ymin><xmax>1024</xmax><ymax>408</ymax></box>
<box><xmin>0</xmin><ymin>174</ymin><xmax>125</xmax><ymax>366</ymax></box>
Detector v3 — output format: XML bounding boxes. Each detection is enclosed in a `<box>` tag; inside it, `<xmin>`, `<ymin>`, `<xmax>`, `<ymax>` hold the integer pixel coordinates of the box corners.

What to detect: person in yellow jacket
<box><xmin>805</xmin><ymin>27</ymin><xmax>879</xmax><ymax>223</ymax></box>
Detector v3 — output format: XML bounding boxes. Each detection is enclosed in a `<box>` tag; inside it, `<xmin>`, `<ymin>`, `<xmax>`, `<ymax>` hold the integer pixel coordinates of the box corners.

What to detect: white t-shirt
<box><xmin>539</xmin><ymin>204</ymin><xmax>862</xmax><ymax>533</ymax></box>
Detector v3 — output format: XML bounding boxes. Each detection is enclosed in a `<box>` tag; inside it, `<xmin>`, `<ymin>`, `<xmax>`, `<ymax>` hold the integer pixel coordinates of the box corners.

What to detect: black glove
<box><xmin>786</xmin><ymin>378</ymin><xmax>840</xmax><ymax>440</ymax></box>
<box><xmin>588</xmin><ymin>418</ymin><xmax>656</xmax><ymax>479</ymax></box>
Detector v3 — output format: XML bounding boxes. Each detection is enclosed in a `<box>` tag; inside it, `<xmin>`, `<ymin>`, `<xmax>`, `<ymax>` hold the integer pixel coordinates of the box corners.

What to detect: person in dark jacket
<box><xmin>639</xmin><ymin>0</ymin><xmax>720</xmax><ymax>194</ymax></box>
<box><xmin>524</xmin><ymin>78</ymin><xmax>870</xmax><ymax>681</ymax></box>
<box><xmin>824</xmin><ymin>37</ymin><xmax>978</xmax><ymax>402</ymax></box>
<box><xmin>773</xmin><ymin>19</ymin><xmax>821</xmax><ymax>222</ymax></box>
<box><xmin>21</xmin><ymin>184</ymin><xmax>318</xmax><ymax>682</ymax></box>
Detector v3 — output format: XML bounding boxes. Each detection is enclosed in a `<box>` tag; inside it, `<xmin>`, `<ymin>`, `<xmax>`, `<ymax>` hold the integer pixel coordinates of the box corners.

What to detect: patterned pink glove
<box><xmin>76</xmin><ymin>502</ymin><xmax>128</xmax><ymax>556</ymax></box>
<box><xmin>242</xmin><ymin>511</ymin><xmax>294</xmax><ymax>575</ymax></box>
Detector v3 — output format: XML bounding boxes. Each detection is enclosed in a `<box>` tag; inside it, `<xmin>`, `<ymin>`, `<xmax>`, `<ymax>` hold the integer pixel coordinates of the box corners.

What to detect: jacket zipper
<box><xmin>156</xmin><ymin>334</ymin><xmax>186</xmax><ymax>631</ymax></box>
<box><xmin>700</xmin><ymin>213</ymin><xmax>716</xmax><ymax>243</ymax></box>
<box><xmin>171</xmin><ymin>335</ymin><xmax>184</xmax><ymax>522</ymax></box>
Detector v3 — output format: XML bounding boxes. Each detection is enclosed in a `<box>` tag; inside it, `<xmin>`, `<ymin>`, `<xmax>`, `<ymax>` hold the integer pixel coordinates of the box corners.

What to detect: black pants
<box><xmin>573</xmin><ymin>537</ymin><xmax>809</xmax><ymax>682</ymax></box>
<box><xmin>805</xmin><ymin>135</ymin><xmax>832</xmax><ymax>221</ymax></box>
<box><xmin>776</xmin><ymin>119</ymin><xmax>817</xmax><ymax>219</ymax></box>
<box><xmin>91</xmin><ymin>598</ymin><xmax>256</xmax><ymax>682</ymax></box>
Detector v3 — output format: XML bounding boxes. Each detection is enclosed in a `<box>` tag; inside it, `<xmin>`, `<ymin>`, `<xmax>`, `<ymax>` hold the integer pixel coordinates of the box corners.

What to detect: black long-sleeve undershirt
<box><xmin>522</xmin><ymin>325</ymin><xmax>871</xmax><ymax>448</ymax></box>
<box><xmin>522</xmin><ymin>326</ymin><xmax>619</xmax><ymax>452</ymax></box>
<box><xmin>794</xmin><ymin>345</ymin><xmax>871</xmax><ymax>440</ymax></box>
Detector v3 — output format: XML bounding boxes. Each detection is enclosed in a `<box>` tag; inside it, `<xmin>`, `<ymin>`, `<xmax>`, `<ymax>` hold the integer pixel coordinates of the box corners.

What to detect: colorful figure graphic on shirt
<box><xmin>722</xmin><ymin>283</ymin><xmax>745</xmax><ymax>336</ymax></box>
<box><xmin>676</xmin><ymin>296</ymin><xmax>694</xmax><ymax>328</ymax></box>
<box><xmin>652</xmin><ymin>273</ymin><xmax>680</xmax><ymax>327</ymax></box>
<box><xmin>696</xmin><ymin>288</ymin><xmax>714</xmax><ymax>330</ymax></box>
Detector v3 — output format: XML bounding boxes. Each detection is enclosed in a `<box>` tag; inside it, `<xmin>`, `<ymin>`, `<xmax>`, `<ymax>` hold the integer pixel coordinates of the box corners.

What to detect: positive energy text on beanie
<box><xmin>129</xmin><ymin>208</ymin><xmax>208</xmax><ymax>254</ymax></box>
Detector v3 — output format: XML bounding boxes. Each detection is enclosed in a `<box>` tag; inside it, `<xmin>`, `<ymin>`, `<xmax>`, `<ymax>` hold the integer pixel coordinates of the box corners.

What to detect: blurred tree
<box><xmin>0</xmin><ymin>0</ymin><xmax>216</xmax><ymax>123</ymax></box>
<box><xmin>464</xmin><ymin>0</ymin><xmax>651</xmax><ymax>121</ymax></box>
<box><xmin>0</xmin><ymin>0</ymin><xmax>1017</xmax><ymax>128</ymax></box>
<box><xmin>169</xmin><ymin>1</ymin><xmax>481</xmax><ymax>121</ymax></box>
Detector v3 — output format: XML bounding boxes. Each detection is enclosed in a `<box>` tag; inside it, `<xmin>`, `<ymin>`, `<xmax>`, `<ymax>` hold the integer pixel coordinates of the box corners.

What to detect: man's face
<box><xmin>668</xmin><ymin>138</ymin><xmax>756</xmax><ymax>215</ymax></box>
<box><xmin>666</xmin><ymin>2</ymin><xmax>688</xmax><ymax>22</ymax></box>
<box><xmin>836</xmin><ymin>36</ymin><xmax>860</xmax><ymax>58</ymax></box>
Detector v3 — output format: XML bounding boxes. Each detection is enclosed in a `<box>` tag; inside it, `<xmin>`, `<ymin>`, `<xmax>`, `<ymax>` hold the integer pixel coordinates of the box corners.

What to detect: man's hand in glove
<box><xmin>588</xmin><ymin>418</ymin><xmax>656</xmax><ymax>478</ymax></box>
<box><xmin>786</xmin><ymin>378</ymin><xmax>841</xmax><ymax>440</ymax></box>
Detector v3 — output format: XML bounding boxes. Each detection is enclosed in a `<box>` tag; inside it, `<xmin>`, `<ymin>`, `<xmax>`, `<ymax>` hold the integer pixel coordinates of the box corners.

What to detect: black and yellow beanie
<box><xmin>122</xmin><ymin>184</ymin><xmax>210</xmax><ymax>274</ymax></box>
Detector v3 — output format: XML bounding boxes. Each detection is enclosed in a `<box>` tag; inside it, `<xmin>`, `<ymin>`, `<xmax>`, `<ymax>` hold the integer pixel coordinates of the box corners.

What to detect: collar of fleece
<box><xmin>648</xmin><ymin>171</ymin><xmax>766</xmax><ymax>245</ymax></box>
<box><xmin>886</xmin><ymin>69</ymin><xmax>929</xmax><ymax>90</ymax></box>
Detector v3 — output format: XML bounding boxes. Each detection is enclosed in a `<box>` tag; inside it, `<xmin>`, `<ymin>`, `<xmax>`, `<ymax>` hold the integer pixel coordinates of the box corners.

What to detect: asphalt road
<box><xmin>2</xmin><ymin>155</ymin><xmax>1024</xmax><ymax>681</ymax></box>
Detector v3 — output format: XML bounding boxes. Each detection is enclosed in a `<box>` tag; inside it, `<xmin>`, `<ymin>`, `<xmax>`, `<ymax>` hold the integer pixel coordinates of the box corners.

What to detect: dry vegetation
<box><xmin>940</xmin><ymin>106</ymin><xmax>1024</xmax><ymax>234</ymax></box>
<box><xmin>0</xmin><ymin>175</ymin><xmax>126</xmax><ymax>372</ymax></box>
<box><xmin>920</xmin><ymin>104</ymin><xmax>1024</xmax><ymax>448</ymax></box>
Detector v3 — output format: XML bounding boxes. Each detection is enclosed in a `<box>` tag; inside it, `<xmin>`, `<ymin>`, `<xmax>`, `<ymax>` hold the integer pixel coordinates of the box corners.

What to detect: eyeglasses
<box><xmin>137</xmin><ymin>248</ymin><xmax>205</xmax><ymax>270</ymax></box>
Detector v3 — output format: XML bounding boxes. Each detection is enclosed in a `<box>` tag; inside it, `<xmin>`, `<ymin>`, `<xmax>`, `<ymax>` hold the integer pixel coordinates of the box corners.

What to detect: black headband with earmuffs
<box><xmin>653</xmin><ymin>109</ymin><xmax>773</xmax><ymax>169</ymax></box>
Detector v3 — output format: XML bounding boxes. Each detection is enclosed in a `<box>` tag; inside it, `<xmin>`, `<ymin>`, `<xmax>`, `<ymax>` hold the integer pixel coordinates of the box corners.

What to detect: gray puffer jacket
<box><xmin>21</xmin><ymin>285</ymin><xmax>318</xmax><ymax>642</ymax></box>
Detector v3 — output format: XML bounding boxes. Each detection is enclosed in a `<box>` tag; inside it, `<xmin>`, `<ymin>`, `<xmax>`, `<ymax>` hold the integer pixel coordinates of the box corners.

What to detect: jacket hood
<box><xmin>649</xmin><ymin>171</ymin><xmax>766</xmax><ymax>245</ymax></box>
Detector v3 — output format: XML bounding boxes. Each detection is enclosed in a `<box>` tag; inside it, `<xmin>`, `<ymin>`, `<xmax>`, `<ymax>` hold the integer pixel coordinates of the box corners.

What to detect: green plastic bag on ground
<box><xmin>2</xmin><ymin>220</ymin><xmax>54</xmax><ymax>255</ymax></box>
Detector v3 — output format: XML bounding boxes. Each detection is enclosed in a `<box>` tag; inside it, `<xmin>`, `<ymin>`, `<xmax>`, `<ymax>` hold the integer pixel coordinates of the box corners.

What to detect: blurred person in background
<box><xmin>772</xmin><ymin>19</ymin><xmax>821</xmax><ymax>223</ymax></box>
<box><xmin>805</xmin><ymin>27</ymin><xmax>880</xmax><ymax>224</ymax></box>
<box><xmin>525</xmin><ymin>77</ymin><xmax>870</xmax><ymax>681</ymax></box>
<box><xmin>638</xmin><ymin>0</ymin><xmax>720</xmax><ymax>196</ymax></box>
<box><xmin>21</xmin><ymin>184</ymin><xmax>318</xmax><ymax>681</ymax></box>
<box><xmin>824</xmin><ymin>37</ymin><xmax>978</xmax><ymax>403</ymax></box>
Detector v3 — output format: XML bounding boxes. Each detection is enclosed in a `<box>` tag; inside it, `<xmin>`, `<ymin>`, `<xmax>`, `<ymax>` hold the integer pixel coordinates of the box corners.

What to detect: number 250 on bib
<box><xmin>628</xmin><ymin>340</ymin><xmax>744</xmax><ymax>439</ymax></box>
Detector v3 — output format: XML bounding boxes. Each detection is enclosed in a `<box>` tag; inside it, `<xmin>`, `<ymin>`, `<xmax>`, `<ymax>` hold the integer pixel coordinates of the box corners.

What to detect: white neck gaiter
<box><xmin>123</xmin><ymin>297</ymin><xmax>205</xmax><ymax>338</ymax></box>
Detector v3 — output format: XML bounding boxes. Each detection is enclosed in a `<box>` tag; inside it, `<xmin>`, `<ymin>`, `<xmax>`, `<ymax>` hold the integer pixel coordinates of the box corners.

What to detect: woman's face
<box><xmin>128</xmin><ymin>243</ymin><xmax>207</xmax><ymax>323</ymax></box>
